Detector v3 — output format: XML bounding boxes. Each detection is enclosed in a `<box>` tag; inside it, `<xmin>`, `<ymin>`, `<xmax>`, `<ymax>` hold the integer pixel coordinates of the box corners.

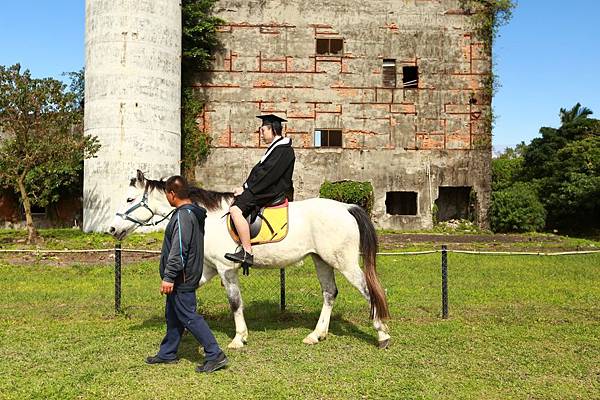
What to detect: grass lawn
<box><xmin>1</xmin><ymin>251</ymin><xmax>599</xmax><ymax>399</ymax></box>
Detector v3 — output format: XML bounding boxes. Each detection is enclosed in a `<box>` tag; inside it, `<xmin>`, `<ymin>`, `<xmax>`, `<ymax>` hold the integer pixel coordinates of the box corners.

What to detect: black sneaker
<box><xmin>195</xmin><ymin>352</ymin><xmax>228</xmax><ymax>373</ymax></box>
<box><xmin>224</xmin><ymin>249</ymin><xmax>254</xmax><ymax>265</ymax></box>
<box><xmin>145</xmin><ymin>355</ymin><xmax>178</xmax><ymax>364</ymax></box>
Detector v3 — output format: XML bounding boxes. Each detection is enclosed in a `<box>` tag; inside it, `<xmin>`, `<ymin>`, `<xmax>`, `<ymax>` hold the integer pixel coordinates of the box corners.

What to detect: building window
<box><xmin>316</xmin><ymin>38</ymin><xmax>344</xmax><ymax>55</ymax></box>
<box><xmin>386</xmin><ymin>192</ymin><xmax>418</xmax><ymax>215</ymax></box>
<box><xmin>314</xmin><ymin>129</ymin><xmax>343</xmax><ymax>147</ymax></box>
<box><xmin>402</xmin><ymin>66</ymin><xmax>418</xmax><ymax>88</ymax></box>
<box><xmin>434</xmin><ymin>186</ymin><xmax>473</xmax><ymax>221</ymax></box>
<box><xmin>382</xmin><ymin>59</ymin><xmax>396</xmax><ymax>88</ymax></box>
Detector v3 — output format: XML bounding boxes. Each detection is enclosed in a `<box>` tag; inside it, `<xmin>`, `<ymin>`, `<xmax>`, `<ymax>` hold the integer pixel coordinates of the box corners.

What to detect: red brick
<box><xmin>287</xmin><ymin>103</ymin><xmax>315</xmax><ymax>119</ymax></box>
<box><xmin>253</xmin><ymin>79</ymin><xmax>276</xmax><ymax>88</ymax></box>
<box><xmin>335</xmin><ymin>87</ymin><xmax>359</xmax><ymax>98</ymax></box>
<box><xmin>315</xmin><ymin>103</ymin><xmax>342</xmax><ymax>114</ymax></box>
<box><xmin>216</xmin><ymin>130</ymin><xmax>231</xmax><ymax>147</ymax></box>
<box><xmin>345</xmin><ymin>137</ymin><xmax>360</xmax><ymax>149</ymax></box>
<box><xmin>391</xmin><ymin>103</ymin><xmax>416</xmax><ymax>114</ymax></box>
<box><xmin>262</xmin><ymin>60</ymin><xmax>286</xmax><ymax>72</ymax></box>
<box><xmin>446</xmin><ymin>134</ymin><xmax>472</xmax><ymax>150</ymax></box>
<box><xmin>416</xmin><ymin>134</ymin><xmax>445</xmax><ymax>150</ymax></box>
<box><xmin>384</xmin><ymin>22</ymin><xmax>399</xmax><ymax>32</ymax></box>
<box><xmin>445</xmin><ymin>104</ymin><xmax>470</xmax><ymax>114</ymax></box>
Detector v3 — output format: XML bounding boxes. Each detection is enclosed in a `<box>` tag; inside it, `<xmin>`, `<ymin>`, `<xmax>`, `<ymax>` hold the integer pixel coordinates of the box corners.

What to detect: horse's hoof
<box><xmin>378</xmin><ymin>339</ymin><xmax>390</xmax><ymax>349</ymax></box>
<box><xmin>228</xmin><ymin>339</ymin><xmax>245</xmax><ymax>349</ymax></box>
<box><xmin>302</xmin><ymin>335</ymin><xmax>319</xmax><ymax>345</ymax></box>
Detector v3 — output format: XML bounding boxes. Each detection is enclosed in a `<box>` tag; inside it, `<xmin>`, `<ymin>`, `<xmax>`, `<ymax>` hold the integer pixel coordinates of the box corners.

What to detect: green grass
<box><xmin>1</xmin><ymin>253</ymin><xmax>599</xmax><ymax>399</ymax></box>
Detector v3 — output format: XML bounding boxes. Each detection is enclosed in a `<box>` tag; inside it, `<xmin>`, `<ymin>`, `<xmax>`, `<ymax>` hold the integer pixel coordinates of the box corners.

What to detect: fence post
<box><xmin>280</xmin><ymin>268</ymin><xmax>286</xmax><ymax>311</ymax></box>
<box><xmin>441</xmin><ymin>244</ymin><xmax>448</xmax><ymax>319</ymax></box>
<box><xmin>115</xmin><ymin>242</ymin><xmax>122</xmax><ymax>313</ymax></box>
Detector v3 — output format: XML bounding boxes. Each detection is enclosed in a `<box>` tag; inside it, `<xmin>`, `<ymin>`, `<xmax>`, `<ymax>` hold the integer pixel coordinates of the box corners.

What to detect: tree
<box><xmin>542</xmin><ymin>135</ymin><xmax>600</xmax><ymax>228</ymax></box>
<box><xmin>182</xmin><ymin>0</ymin><xmax>223</xmax><ymax>79</ymax></box>
<box><xmin>63</xmin><ymin>68</ymin><xmax>85</xmax><ymax>112</ymax></box>
<box><xmin>559</xmin><ymin>102</ymin><xmax>593</xmax><ymax>125</ymax></box>
<box><xmin>521</xmin><ymin>104</ymin><xmax>600</xmax><ymax>230</ymax></box>
<box><xmin>491</xmin><ymin>144</ymin><xmax>525</xmax><ymax>192</ymax></box>
<box><xmin>0</xmin><ymin>64</ymin><xmax>100</xmax><ymax>243</ymax></box>
<box><xmin>490</xmin><ymin>182</ymin><xmax>546</xmax><ymax>233</ymax></box>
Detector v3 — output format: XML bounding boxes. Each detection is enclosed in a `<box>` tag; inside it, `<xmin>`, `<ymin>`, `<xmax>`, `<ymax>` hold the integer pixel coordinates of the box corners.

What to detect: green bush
<box><xmin>319</xmin><ymin>180</ymin><xmax>374</xmax><ymax>215</ymax></box>
<box><xmin>492</xmin><ymin>156</ymin><xmax>523</xmax><ymax>191</ymax></box>
<box><xmin>490</xmin><ymin>182</ymin><xmax>546</xmax><ymax>233</ymax></box>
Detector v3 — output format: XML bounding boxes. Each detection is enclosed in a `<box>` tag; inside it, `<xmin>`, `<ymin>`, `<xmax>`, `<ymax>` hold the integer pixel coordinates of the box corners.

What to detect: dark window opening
<box><xmin>30</xmin><ymin>205</ymin><xmax>46</xmax><ymax>215</ymax></box>
<box><xmin>19</xmin><ymin>203</ymin><xmax>46</xmax><ymax>219</ymax></box>
<box><xmin>316</xmin><ymin>39</ymin><xmax>329</xmax><ymax>55</ymax></box>
<box><xmin>314</xmin><ymin>129</ymin><xmax>343</xmax><ymax>147</ymax></box>
<box><xmin>382</xmin><ymin>59</ymin><xmax>396</xmax><ymax>88</ymax></box>
<box><xmin>434</xmin><ymin>186</ymin><xmax>472</xmax><ymax>221</ymax></box>
<box><xmin>402</xmin><ymin>66</ymin><xmax>418</xmax><ymax>89</ymax></box>
<box><xmin>316</xmin><ymin>38</ymin><xmax>344</xmax><ymax>55</ymax></box>
<box><xmin>386</xmin><ymin>191</ymin><xmax>418</xmax><ymax>215</ymax></box>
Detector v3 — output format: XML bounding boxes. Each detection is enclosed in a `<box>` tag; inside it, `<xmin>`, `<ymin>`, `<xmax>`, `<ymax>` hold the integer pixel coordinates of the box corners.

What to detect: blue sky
<box><xmin>494</xmin><ymin>0</ymin><xmax>600</xmax><ymax>148</ymax></box>
<box><xmin>0</xmin><ymin>1</ymin><xmax>84</xmax><ymax>80</ymax></box>
<box><xmin>1</xmin><ymin>1</ymin><xmax>598</xmax><ymax>149</ymax></box>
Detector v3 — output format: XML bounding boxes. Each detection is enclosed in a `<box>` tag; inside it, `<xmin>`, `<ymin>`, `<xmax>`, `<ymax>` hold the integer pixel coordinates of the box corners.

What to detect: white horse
<box><xmin>109</xmin><ymin>170</ymin><xmax>391</xmax><ymax>349</ymax></box>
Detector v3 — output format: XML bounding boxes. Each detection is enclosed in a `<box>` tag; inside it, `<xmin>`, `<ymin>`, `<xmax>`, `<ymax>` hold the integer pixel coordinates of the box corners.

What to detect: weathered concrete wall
<box><xmin>83</xmin><ymin>0</ymin><xmax>182</xmax><ymax>232</ymax></box>
<box><xmin>195</xmin><ymin>0</ymin><xmax>492</xmax><ymax>229</ymax></box>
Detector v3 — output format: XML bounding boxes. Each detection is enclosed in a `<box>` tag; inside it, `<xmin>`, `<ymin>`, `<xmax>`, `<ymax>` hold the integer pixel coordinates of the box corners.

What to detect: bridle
<box><xmin>116</xmin><ymin>183</ymin><xmax>174</xmax><ymax>227</ymax></box>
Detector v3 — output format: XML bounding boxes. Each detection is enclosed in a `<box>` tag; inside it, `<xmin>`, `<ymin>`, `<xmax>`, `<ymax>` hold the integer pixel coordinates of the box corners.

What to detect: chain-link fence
<box><xmin>3</xmin><ymin>244</ymin><xmax>600</xmax><ymax>320</ymax></box>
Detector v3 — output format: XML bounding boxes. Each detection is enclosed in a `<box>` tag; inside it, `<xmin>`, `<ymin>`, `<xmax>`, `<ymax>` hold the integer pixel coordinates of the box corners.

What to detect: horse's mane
<box><xmin>189</xmin><ymin>186</ymin><xmax>234</xmax><ymax>211</ymax></box>
<box><xmin>131</xmin><ymin>177</ymin><xmax>233</xmax><ymax>212</ymax></box>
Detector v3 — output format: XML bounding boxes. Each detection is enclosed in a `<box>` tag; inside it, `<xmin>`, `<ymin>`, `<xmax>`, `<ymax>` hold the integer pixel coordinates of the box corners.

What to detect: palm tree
<box><xmin>559</xmin><ymin>103</ymin><xmax>593</xmax><ymax>125</ymax></box>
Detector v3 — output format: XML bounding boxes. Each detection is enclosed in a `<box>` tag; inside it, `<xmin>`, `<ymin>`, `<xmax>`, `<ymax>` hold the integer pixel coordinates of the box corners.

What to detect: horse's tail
<box><xmin>348</xmin><ymin>206</ymin><xmax>390</xmax><ymax>321</ymax></box>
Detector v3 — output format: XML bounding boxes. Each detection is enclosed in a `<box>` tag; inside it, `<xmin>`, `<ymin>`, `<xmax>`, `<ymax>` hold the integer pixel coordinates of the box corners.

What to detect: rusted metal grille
<box><xmin>382</xmin><ymin>59</ymin><xmax>396</xmax><ymax>88</ymax></box>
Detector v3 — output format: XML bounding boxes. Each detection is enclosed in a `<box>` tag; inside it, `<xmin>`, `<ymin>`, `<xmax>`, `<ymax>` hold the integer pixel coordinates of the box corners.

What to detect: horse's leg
<box><xmin>303</xmin><ymin>255</ymin><xmax>338</xmax><ymax>345</ymax></box>
<box><xmin>334</xmin><ymin>258</ymin><xmax>391</xmax><ymax>348</ymax></box>
<box><xmin>218</xmin><ymin>266</ymin><xmax>249</xmax><ymax>349</ymax></box>
<box><xmin>198</xmin><ymin>265</ymin><xmax>218</xmax><ymax>288</ymax></box>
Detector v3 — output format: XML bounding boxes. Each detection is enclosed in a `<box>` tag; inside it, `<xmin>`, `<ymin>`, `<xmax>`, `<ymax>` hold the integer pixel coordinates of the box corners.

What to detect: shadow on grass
<box><xmin>130</xmin><ymin>300</ymin><xmax>375</xmax><ymax>347</ymax></box>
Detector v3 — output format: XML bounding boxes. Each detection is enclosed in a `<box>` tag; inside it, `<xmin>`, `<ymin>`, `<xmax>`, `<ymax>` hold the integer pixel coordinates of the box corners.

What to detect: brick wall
<box><xmin>194</xmin><ymin>0</ymin><xmax>492</xmax><ymax>229</ymax></box>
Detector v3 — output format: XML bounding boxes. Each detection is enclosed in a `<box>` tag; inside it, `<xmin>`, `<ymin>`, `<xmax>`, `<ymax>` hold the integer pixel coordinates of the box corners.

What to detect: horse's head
<box><xmin>108</xmin><ymin>170</ymin><xmax>173</xmax><ymax>240</ymax></box>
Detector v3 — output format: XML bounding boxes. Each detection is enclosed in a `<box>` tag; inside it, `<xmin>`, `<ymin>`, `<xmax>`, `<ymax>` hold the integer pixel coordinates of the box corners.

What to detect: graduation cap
<box><xmin>258</xmin><ymin>114</ymin><xmax>286</xmax><ymax>132</ymax></box>
<box><xmin>257</xmin><ymin>114</ymin><xmax>287</xmax><ymax>127</ymax></box>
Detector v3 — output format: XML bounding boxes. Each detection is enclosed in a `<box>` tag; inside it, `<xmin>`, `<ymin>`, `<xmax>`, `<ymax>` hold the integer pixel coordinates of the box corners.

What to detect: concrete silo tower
<box><xmin>83</xmin><ymin>0</ymin><xmax>181</xmax><ymax>232</ymax></box>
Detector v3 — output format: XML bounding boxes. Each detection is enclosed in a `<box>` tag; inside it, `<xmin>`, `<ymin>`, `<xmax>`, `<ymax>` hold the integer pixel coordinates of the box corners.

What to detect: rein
<box><xmin>116</xmin><ymin>184</ymin><xmax>174</xmax><ymax>227</ymax></box>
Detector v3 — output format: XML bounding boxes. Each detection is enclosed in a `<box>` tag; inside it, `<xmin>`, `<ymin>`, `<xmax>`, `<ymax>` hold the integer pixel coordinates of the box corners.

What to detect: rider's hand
<box><xmin>233</xmin><ymin>187</ymin><xmax>244</xmax><ymax>196</ymax></box>
<box><xmin>160</xmin><ymin>280</ymin><xmax>174</xmax><ymax>295</ymax></box>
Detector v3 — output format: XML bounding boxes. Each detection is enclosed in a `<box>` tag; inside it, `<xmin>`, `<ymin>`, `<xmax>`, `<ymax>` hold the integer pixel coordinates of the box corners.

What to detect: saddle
<box><xmin>227</xmin><ymin>195</ymin><xmax>289</xmax><ymax>245</ymax></box>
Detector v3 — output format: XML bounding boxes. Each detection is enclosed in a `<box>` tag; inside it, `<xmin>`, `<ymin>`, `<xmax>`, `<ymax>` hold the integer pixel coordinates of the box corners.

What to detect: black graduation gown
<box><xmin>243</xmin><ymin>137</ymin><xmax>295</xmax><ymax>202</ymax></box>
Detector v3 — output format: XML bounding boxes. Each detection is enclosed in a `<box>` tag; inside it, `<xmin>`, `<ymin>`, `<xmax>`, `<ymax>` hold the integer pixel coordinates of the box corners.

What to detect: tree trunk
<box><xmin>16</xmin><ymin>176</ymin><xmax>38</xmax><ymax>244</ymax></box>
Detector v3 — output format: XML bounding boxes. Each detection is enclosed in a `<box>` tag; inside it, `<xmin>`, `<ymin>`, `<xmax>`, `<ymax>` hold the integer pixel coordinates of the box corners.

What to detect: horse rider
<box><xmin>224</xmin><ymin>114</ymin><xmax>295</xmax><ymax>266</ymax></box>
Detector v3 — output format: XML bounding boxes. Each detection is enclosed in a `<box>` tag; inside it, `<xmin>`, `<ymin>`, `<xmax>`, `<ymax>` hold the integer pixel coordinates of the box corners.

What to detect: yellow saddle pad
<box><xmin>227</xmin><ymin>200</ymin><xmax>289</xmax><ymax>245</ymax></box>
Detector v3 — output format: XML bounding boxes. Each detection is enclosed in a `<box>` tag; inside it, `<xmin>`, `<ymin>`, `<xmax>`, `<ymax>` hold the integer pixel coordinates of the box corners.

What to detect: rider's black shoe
<box><xmin>224</xmin><ymin>249</ymin><xmax>254</xmax><ymax>265</ymax></box>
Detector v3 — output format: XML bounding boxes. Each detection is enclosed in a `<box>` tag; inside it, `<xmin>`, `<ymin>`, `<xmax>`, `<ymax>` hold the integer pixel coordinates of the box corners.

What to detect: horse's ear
<box><xmin>136</xmin><ymin>169</ymin><xmax>145</xmax><ymax>182</ymax></box>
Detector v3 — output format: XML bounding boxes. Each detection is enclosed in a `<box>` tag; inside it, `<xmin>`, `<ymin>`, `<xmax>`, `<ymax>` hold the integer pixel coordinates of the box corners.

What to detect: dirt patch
<box><xmin>379</xmin><ymin>233</ymin><xmax>596</xmax><ymax>252</ymax></box>
<box><xmin>0</xmin><ymin>251</ymin><xmax>159</xmax><ymax>266</ymax></box>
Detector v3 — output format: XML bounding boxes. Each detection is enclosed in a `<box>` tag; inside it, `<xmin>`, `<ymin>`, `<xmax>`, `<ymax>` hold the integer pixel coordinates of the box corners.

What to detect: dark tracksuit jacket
<box><xmin>159</xmin><ymin>203</ymin><xmax>207</xmax><ymax>292</ymax></box>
